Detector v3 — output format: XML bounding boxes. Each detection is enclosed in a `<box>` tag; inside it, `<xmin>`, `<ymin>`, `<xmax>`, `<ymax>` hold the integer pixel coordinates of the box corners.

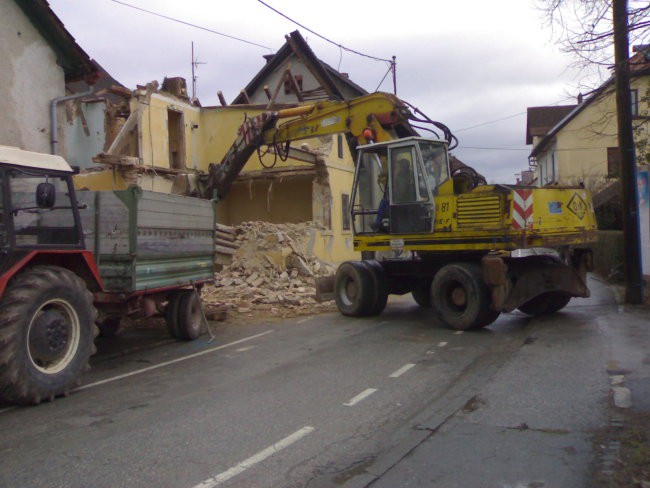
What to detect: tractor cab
<box><xmin>0</xmin><ymin>146</ymin><xmax>84</xmax><ymax>265</ymax></box>
<box><xmin>351</xmin><ymin>137</ymin><xmax>450</xmax><ymax>235</ymax></box>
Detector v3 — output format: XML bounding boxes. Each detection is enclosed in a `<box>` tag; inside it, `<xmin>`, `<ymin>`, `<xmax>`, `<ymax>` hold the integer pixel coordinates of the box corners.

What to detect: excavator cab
<box><xmin>351</xmin><ymin>137</ymin><xmax>449</xmax><ymax>235</ymax></box>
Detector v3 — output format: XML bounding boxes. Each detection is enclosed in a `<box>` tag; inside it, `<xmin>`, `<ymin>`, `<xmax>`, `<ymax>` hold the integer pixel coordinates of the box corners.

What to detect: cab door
<box><xmin>388</xmin><ymin>144</ymin><xmax>434</xmax><ymax>234</ymax></box>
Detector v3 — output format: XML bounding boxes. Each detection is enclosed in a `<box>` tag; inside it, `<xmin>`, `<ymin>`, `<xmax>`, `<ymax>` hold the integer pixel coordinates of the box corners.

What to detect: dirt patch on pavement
<box><xmin>592</xmin><ymin>410</ymin><xmax>650</xmax><ymax>487</ymax></box>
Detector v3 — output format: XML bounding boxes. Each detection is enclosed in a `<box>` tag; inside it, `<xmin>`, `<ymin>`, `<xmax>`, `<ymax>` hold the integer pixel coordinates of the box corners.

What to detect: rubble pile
<box><xmin>203</xmin><ymin>221</ymin><xmax>338</xmax><ymax>319</ymax></box>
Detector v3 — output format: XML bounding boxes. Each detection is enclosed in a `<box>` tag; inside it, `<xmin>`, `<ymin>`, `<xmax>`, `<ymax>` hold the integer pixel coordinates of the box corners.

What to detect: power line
<box><xmin>256</xmin><ymin>0</ymin><xmax>392</xmax><ymax>63</ymax></box>
<box><xmin>110</xmin><ymin>0</ymin><xmax>272</xmax><ymax>50</ymax></box>
<box><xmin>453</xmin><ymin>95</ymin><xmax>581</xmax><ymax>133</ymax></box>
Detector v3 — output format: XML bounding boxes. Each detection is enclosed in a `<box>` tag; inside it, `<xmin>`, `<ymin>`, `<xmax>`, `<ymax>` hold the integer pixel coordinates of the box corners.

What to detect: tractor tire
<box><xmin>0</xmin><ymin>266</ymin><xmax>98</xmax><ymax>405</ymax></box>
<box><xmin>431</xmin><ymin>262</ymin><xmax>500</xmax><ymax>331</ymax></box>
<box><xmin>517</xmin><ymin>291</ymin><xmax>572</xmax><ymax>316</ymax></box>
<box><xmin>176</xmin><ymin>290</ymin><xmax>204</xmax><ymax>341</ymax></box>
<box><xmin>361</xmin><ymin>260</ymin><xmax>389</xmax><ymax>316</ymax></box>
<box><xmin>411</xmin><ymin>284</ymin><xmax>433</xmax><ymax>308</ymax></box>
<box><xmin>334</xmin><ymin>261</ymin><xmax>375</xmax><ymax>317</ymax></box>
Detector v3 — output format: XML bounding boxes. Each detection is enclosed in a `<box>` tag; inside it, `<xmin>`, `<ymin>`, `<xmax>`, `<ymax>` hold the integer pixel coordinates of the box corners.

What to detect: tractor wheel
<box><xmin>0</xmin><ymin>266</ymin><xmax>98</xmax><ymax>404</ymax></box>
<box><xmin>176</xmin><ymin>290</ymin><xmax>204</xmax><ymax>340</ymax></box>
<box><xmin>411</xmin><ymin>284</ymin><xmax>433</xmax><ymax>308</ymax></box>
<box><xmin>431</xmin><ymin>262</ymin><xmax>500</xmax><ymax>330</ymax></box>
<box><xmin>517</xmin><ymin>291</ymin><xmax>572</xmax><ymax>316</ymax></box>
<box><xmin>334</xmin><ymin>261</ymin><xmax>375</xmax><ymax>317</ymax></box>
<box><xmin>361</xmin><ymin>260</ymin><xmax>389</xmax><ymax>316</ymax></box>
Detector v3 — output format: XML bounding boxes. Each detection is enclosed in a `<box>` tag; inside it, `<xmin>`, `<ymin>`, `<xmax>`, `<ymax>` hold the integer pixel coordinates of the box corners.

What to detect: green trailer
<box><xmin>78</xmin><ymin>186</ymin><xmax>216</xmax><ymax>339</ymax></box>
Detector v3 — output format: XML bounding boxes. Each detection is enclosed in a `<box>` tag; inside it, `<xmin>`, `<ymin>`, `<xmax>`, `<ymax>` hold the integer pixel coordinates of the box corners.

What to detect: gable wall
<box><xmin>0</xmin><ymin>1</ymin><xmax>65</xmax><ymax>154</ymax></box>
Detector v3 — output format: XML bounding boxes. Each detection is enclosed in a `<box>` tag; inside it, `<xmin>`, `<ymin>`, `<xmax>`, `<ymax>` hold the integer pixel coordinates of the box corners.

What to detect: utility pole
<box><xmin>613</xmin><ymin>0</ymin><xmax>644</xmax><ymax>303</ymax></box>
<box><xmin>391</xmin><ymin>56</ymin><xmax>397</xmax><ymax>95</ymax></box>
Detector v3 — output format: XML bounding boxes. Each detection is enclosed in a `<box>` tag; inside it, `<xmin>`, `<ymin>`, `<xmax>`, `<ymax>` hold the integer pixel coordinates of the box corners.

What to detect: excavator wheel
<box><xmin>517</xmin><ymin>291</ymin><xmax>572</xmax><ymax>316</ymax></box>
<box><xmin>334</xmin><ymin>261</ymin><xmax>375</xmax><ymax>317</ymax></box>
<box><xmin>361</xmin><ymin>260</ymin><xmax>389</xmax><ymax>316</ymax></box>
<box><xmin>0</xmin><ymin>266</ymin><xmax>98</xmax><ymax>405</ymax></box>
<box><xmin>431</xmin><ymin>262</ymin><xmax>500</xmax><ymax>330</ymax></box>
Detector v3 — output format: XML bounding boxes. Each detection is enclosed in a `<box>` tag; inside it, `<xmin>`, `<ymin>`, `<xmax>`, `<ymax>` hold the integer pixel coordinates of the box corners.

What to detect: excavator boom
<box><xmin>201</xmin><ymin>92</ymin><xmax>421</xmax><ymax>199</ymax></box>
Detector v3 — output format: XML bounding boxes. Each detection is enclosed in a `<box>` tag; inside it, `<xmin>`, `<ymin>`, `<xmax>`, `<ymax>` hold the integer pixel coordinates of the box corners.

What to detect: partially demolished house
<box><xmin>73</xmin><ymin>31</ymin><xmax>369</xmax><ymax>263</ymax></box>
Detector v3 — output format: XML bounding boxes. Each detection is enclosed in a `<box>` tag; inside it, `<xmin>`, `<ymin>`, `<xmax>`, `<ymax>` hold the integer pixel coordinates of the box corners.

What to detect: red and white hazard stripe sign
<box><xmin>512</xmin><ymin>189</ymin><xmax>533</xmax><ymax>229</ymax></box>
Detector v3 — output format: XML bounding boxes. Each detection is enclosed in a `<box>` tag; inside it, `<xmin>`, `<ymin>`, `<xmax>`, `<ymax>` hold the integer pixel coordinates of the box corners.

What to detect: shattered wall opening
<box><xmin>218</xmin><ymin>172</ymin><xmax>316</xmax><ymax>225</ymax></box>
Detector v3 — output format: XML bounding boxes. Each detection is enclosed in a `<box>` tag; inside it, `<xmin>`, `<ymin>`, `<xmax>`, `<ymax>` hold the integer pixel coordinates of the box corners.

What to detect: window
<box><xmin>607</xmin><ymin>147</ymin><xmax>621</xmax><ymax>178</ymax></box>
<box><xmin>341</xmin><ymin>193</ymin><xmax>350</xmax><ymax>231</ymax></box>
<box><xmin>631</xmin><ymin>89</ymin><xmax>639</xmax><ymax>117</ymax></box>
<box><xmin>167</xmin><ymin>109</ymin><xmax>185</xmax><ymax>169</ymax></box>
<box><xmin>9</xmin><ymin>171</ymin><xmax>80</xmax><ymax>247</ymax></box>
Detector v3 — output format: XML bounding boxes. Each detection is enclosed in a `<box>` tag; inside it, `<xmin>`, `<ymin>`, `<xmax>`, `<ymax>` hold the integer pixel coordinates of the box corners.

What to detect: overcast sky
<box><xmin>48</xmin><ymin>0</ymin><xmax>603</xmax><ymax>183</ymax></box>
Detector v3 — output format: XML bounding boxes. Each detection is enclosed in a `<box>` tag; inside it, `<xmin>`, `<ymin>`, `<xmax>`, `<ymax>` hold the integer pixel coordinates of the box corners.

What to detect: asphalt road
<box><xmin>0</xmin><ymin>286</ymin><xmax>614</xmax><ymax>488</ymax></box>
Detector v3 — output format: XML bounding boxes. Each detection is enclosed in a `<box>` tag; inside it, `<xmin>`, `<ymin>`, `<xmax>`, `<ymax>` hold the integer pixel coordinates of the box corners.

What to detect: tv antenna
<box><xmin>191</xmin><ymin>42</ymin><xmax>207</xmax><ymax>102</ymax></box>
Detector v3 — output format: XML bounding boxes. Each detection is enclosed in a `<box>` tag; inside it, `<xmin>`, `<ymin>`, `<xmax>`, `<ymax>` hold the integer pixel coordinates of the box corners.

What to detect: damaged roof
<box><xmin>14</xmin><ymin>0</ymin><xmax>97</xmax><ymax>83</ymax></box>
<box><xmin>232</xmin><ymin>30</ymin><xmax>367</xmax><ymax>104</ymax></box>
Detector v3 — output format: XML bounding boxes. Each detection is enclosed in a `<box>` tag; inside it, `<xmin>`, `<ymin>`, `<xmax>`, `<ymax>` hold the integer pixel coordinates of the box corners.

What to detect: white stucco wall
<box><xmin>0</xmin><ymin>1</ymin><xmax>66</xmax><ymax>154</ymax></box>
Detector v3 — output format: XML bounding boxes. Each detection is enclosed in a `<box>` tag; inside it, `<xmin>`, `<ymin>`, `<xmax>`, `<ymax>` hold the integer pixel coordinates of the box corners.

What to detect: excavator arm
<box><xmin>201</xmin><ymin>92</ymin><xmax>422</xmax><ymax>200</ymax></box>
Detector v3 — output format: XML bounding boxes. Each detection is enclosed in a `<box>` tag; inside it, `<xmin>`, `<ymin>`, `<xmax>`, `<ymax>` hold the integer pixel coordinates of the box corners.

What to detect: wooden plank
<box><xmin>215</xmin><ymin>244</ymin><xmax>236</xmax><ymax>255</ymax></box>
<box><xmin>215</xmin><ymin>229</ymin><xmax>236</xmax><ymax>242</ymax></box>
<box><xmin>215</xmin><ymin>222</ymin><xmax>236</xmax><ymax>234</ymax></box>
<box><xmin>106</xmin><ymin>81</ymin><xmax>157</xmax><ymax>155</ymax></box>
<box><xmin>215</xmin><ymin>238</ymin><xmax>238</xmax><ymax>250</ymax></box>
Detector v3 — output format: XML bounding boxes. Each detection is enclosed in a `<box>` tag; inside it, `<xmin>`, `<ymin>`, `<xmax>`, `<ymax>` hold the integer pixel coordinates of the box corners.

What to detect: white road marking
<box><xmin>389</xmin><ymin>363</ymin><xmax>416</xmax><ymax>378</ymax></box>
<box><xmin>438</xmin><ymin>341</ymin><xmax>448</xmax><ymax>347</ymax></box>
<box><xmin>235</xmin><ymin>346</ymin><xmax>256</xmax><ymax>353</ymax></box>
<box><xmin>74</xmin><ymin>330</ymin><xmax>275</xmax><ymax>392</ymax></box>
<box><xmin>192</xmin><ymin>426</ymin><xmax>315</xmax><ymax>488</ymax></box>
<box><xmin>344</xmin><ymin>388</ymin><xmax>378</xmax><ymax>406</ymax></box>
<box><xmin>453</xmin><ymin>331</ymin><xmax>464</xmax><ymax>335</ymax></box>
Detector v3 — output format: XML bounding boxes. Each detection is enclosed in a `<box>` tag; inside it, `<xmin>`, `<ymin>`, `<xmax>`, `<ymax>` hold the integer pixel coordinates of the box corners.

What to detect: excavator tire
<box><xmin>517</xmin><ymin>291</ymin><xmax>572</xmax><ymax>316</ymax></box>
<box><xmin>361</xmin><ymin>260</ymin><xmax>389</xmax><ymax>316</ymax></box>
<box><xmin>334</xmin><ymin>261</ymin><xmax>375</xmax><ymax>317</ymax></box>
<box><xmin>431</xmin><ymin>262</ymin><xmax>500</xmax><ymax>330</ymax></box>
<box><xmin>0</xmin><ymin>266</ymin><xmax>98</xmax><ymax>405</ymax></box>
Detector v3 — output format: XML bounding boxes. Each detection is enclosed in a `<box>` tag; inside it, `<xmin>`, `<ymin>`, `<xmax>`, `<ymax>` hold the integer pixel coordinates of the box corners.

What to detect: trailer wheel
<box><xmin>361</xmin><ymin>260</ymin><xmax>388</xmax><ymax>315</ymax></box>
<box><xmin>334</xmin><ymin>261</ymin><xmax>374</xmax><ymax>317</ymax></box>
<box><xmin>431</xmin><ymin>263</ymin><xmax>499</xmax><ymax>330</ymax></box>
<box><xmin>165</xmin><ymin>291</ymin><xmax>184</xmax><ymax>339</ymax></box>
<box><xmin>517</xmin><ymin>291</ymin><xmax>571</xmax><ymax>316</ymax></box>
<box><xmin>411</xmin><ymin>285</ymin><xmax>432</xmax><ymax>308</ymax></box>
<box><xmin>176</xmin><ymin>290</ymin><xmax>204</xmax><ymax>340</ymax></box>
<box><xmin>0</xmin><ymin>266</ymin><xmax>98</xmax><ymax>404</ymax></box>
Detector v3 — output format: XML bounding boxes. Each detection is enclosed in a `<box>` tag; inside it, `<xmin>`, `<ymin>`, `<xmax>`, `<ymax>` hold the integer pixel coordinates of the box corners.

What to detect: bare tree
<box><xmin>538</xmin><ymin>0</ymin><xmax>650</xmax><ymax>86</ymax></box>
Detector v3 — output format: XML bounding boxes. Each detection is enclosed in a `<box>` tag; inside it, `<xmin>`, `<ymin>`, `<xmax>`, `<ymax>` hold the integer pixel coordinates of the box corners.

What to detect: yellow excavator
<box><xmin>202</xmin><ymin>92</ymin><xmax>597</xmax><ymax>330</ymax></box>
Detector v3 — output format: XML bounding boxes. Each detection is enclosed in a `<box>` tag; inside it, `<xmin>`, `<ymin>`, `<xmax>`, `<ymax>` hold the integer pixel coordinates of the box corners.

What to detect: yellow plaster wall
<box><xmin>543</xmin><ymin>76</ymin><xmax>650</xmax><ymax>189</ymax></box>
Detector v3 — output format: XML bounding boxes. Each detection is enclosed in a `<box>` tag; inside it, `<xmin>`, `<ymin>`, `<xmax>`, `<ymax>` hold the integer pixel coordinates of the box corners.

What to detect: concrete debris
<box><xmin>203</xmin><ymin>221</ymin><xmax>338</xmax><ymax>319</ymax></box>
